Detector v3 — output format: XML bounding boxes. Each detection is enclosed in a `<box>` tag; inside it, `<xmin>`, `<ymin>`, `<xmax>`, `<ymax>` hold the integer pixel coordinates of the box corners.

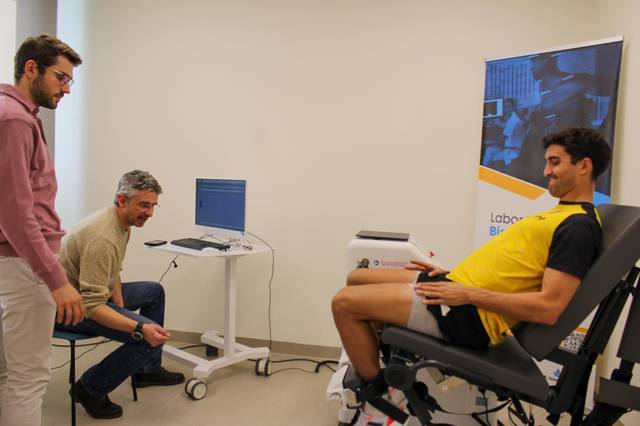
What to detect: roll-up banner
<box><xmin>475</xmin><ymin>37</ymin><xmax>623</xmax><ymax>408</ymax></box>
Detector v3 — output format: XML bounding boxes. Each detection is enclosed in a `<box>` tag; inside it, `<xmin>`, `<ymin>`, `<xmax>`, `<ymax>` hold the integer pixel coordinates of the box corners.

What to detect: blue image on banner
<box><xmin>593</xmin><ymin>191</ymin><xmax>610</xmax><ymax>207</ymax></box>
<box><xmin>481</xmin><ymin>41</ymin><xmax>623</xmax><ymax>196</ymax></box>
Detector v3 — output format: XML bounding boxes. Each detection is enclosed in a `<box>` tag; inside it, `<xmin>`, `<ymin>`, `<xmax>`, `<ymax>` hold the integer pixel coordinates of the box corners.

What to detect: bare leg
<box><xmin>345</xmin><ymin>268</ymin><xmax>418</xmax><ymax>338</ymax></box>
<box><xmin>347</xmin><ymin>268</ymin><xmax>418</xmax><ymax>286</ymax></box>
<box><xmin>332</xmin><ymin>283</ymin><xmax>414</xmax><ymax>381</ymax></box>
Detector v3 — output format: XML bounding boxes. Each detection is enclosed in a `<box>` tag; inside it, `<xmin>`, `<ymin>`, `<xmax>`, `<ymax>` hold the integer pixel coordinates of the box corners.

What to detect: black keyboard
<box><xmin>170</xmin><ymin>238</ymin><xmax>230</xmax><ymax>251</ymax></box>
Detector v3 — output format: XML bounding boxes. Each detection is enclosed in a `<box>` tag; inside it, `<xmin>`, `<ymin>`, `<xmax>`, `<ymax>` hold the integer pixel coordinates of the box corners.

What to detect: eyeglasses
<box><xmin>135</xmin><ymin>201</ymin><xmax>158</xmax><ymax>210</ymax></box>
<box><xmin>51</xmin><ymin>69</ymin><xmax>74</xmax><ymax>87</ymax></box>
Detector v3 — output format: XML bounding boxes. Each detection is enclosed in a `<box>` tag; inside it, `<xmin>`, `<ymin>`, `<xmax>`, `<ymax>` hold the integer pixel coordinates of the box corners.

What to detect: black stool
<box><xmin>53</xmin><ymin>329</ymin><xmax>138</xmax><ymax>426</ymax></box>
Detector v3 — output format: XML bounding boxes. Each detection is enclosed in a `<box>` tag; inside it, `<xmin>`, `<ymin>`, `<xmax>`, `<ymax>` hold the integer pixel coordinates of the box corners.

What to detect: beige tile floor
<box><xmin>44</xmin><ymin>339</ymin><xmax>339</xmax><ymax>426</ymax></box>
<box><xmin>43</xmin><ymin>339</ymin><xmax>624</xmax><ymax>426</ymax></box>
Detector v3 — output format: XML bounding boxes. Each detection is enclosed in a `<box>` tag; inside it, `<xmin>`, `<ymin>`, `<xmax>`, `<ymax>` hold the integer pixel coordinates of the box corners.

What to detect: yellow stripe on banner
<box><xmin>478</xmin><ymin>166</ymin><xmax>546</xmax><ymax>200</ymax></box>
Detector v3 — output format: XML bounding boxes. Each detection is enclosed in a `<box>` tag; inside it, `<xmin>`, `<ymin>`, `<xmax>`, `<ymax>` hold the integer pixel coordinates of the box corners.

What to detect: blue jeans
<box><xmin>56</xmin><ymin>281</ymin><xmax>165</xmax><ymax>396</ymax></box>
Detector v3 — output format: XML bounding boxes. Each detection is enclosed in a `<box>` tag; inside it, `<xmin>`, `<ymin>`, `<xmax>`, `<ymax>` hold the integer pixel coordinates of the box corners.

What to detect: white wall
<box><xmin>15</xmin><ymin>0</ymin><xmax>57</xmax><ymax>157</ymax></box>
<box><xmin>55</xmin><ymin>0</ymin><xmax>89</xmax><ymax>227</ymax></box>
<box><xmin>0</xmin><ymin>1</ymin><xmax>16</xmax><ymax>84</ymax></box>
<box><xmin>56</xmin><ymin>0</ymin><xmax>601</xmax><ymax>349</ymax></box>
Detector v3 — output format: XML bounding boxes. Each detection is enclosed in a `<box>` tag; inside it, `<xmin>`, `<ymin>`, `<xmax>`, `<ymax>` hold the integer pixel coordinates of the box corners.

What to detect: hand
<box><xmin>51</xmin><ymin>283</ymin><xmax>86</xmax><ymax>326</ymax></box>
<box><xmin>141</xmin><ymin>323</ymin><xmax>171</xmax><ymax>347</ymax></box>
<box><xmin>415</xmin><ymin>281</ymin><xmax>471</xmax><ymax>307</ymax></box>
<box><xmin>404</xmin><ymin>260</ymin><xmax>448</xmax><ymax>277</ymax></box>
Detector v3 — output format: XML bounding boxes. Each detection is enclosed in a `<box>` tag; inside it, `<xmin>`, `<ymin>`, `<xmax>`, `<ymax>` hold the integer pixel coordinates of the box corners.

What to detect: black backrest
<box><xmin>513</xmin><ymin>204</ymin><xmax>640</xmax><ymax>360</ymax></box>
<box><xmin>617</xmin><ymin>279</ymin><xmax>640</xmax><ymax>363</ymax></box>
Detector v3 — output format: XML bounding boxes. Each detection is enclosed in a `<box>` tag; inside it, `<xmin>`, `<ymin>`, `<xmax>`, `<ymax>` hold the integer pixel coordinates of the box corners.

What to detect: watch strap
<box><xmin>131</xmin><ymin>321</ymin><xmax>145</xmax><ymax>341</ymax></box>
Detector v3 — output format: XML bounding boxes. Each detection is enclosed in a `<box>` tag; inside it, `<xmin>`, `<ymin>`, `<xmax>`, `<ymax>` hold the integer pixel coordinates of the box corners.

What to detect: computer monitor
<box><xmin>195</xmin><ymin>178</ymin><xmax>246</xmax><ymax>240</ymax></box>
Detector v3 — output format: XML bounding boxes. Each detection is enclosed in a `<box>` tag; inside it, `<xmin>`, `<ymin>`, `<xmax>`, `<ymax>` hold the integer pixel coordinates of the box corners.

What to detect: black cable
<box><xmin>314</xmin><ymin>359</ymin><xmax>338</xmax><ymax>372</ymax></box>
<box><xmin>52</xmin><ymin>343</ymin><xmax>104</xmax><ymax>370</ymax></box>
<box><xmin>271</xmin><ymin>358</ymin><xmax>338</xmax><ymax>372</ymax></box>
<box><xmin>269</xmin><ymin>357</ymin><xmax>326</xmax><ymax>364</ymax></box>
<box><xmin>159</xmin><ymin>254</ymin><xmax>179</xmax><ymax>283</ymax></box>
<box><xmin>316</xmin><ymin>359</ymin><xmax>338</xmax><ymax>373</ymax></box>
<box><xmin>245</xmin><ymin>231</ymin><xmax>275</xmax><ymax>356</ymax></box>
<box><xmin>248</xmin><ymin>357</ymin><xmax>338</xmax><ymax>373</ymax></box>
<box><xmin>268</xmin><ymin>367</ymin><xmax>318</xmax><ymax>376</ymax></box>
<box><xmin>177</xmin><ymin>344</ymin><xmax>205</xmax><ymax>350</ymax></box>
<box><xmin>323</xmin><ymin>364</ymin><xmax>337</xmax><ymax>373</ymax></box>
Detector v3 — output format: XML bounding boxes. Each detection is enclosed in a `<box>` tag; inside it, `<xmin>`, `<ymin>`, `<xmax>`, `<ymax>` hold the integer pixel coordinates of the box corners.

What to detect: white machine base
<box><xmin>163</xmin><ymin>330</ymin><xmax>270</xmax><ymax>378</ymax></box>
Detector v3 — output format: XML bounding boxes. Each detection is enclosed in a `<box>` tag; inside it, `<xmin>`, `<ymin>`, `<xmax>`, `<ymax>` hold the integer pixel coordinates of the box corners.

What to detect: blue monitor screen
<box><xmin>195</xmin><ymin>179</ymin><xmax>246</xmax><ymax>233</ymax></box>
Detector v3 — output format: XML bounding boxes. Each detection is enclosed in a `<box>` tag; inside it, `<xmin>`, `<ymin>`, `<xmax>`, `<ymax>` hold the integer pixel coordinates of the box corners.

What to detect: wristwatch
<box><xmin>131</xmin><ymin>321</ymin><xmax>144</xmax><ymax>341</ymax></box>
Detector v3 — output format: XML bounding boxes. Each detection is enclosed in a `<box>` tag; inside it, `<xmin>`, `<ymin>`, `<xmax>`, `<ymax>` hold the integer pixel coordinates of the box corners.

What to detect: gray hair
<box><xmin>113</xmin><ymin>170</ymin><xmax>163</xmax><ymax>205</ymax></box>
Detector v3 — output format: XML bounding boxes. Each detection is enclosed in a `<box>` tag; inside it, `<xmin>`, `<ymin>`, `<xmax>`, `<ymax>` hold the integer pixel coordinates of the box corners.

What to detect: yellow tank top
<box><xmin>447</xmin><ymin>203</ymin><xmax>599</xmax><ymax>345</ymax></box>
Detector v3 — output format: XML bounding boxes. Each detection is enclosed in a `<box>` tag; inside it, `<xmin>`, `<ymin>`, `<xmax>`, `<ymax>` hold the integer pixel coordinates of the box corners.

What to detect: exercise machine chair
<box><xmin>344</xmin><ymin>203</ymin><xmax>640</xmax><ymax>425</ymax></box>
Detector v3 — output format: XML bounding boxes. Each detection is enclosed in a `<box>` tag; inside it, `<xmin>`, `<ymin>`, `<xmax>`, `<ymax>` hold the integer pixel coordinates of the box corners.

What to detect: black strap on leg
<box><xmin>356</xmin><ymin>369</ymin><xmax>388</xmax><ymax>402</ymax></box>
<box><xmin>348</xmin><ymin>370</ymin><xmax>410</xmax><ymax>425</ymax></box>
<box><xmin>404</xmin><ymin>381</ymin><xmax>463</xmax><ymax>425</ymax></box>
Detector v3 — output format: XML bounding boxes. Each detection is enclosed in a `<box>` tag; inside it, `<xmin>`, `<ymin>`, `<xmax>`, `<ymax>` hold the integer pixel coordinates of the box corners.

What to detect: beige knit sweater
<box><xmin>59</xmin><ymin>207</ymin><xmax>130</xmax><ymax>318</ymax></box>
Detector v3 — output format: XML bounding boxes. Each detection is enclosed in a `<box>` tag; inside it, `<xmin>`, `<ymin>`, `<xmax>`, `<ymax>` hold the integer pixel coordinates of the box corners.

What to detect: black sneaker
<box><xmin>133</xmin><ymin>367</ymin><xmax>185</xmax><ymax>388</ymax></box>
<box><xmin>72</xmin><ymin>380</ymin><xmax>123</xmax><ymax>419</ymax></box>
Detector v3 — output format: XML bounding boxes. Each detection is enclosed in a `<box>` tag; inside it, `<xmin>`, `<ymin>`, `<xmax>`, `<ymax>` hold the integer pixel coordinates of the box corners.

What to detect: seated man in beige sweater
<box><xmin>57</xmin><ymin>170</ymin><xmax>183</xmax><ymax>419</ymax></box>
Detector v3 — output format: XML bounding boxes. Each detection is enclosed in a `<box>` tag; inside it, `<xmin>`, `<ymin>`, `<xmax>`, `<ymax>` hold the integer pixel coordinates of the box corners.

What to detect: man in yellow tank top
<box><xmin>332</xmin><ymin>128</ymin><xmax>612</xmax><ymax>399</ymax></box>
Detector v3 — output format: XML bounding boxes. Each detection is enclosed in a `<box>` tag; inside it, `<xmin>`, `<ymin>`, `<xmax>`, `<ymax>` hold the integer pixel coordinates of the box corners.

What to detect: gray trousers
<box><xmin>0</xmin><ymin>256</ymin><xmax>56</xmax><ymax>426</ymax></box>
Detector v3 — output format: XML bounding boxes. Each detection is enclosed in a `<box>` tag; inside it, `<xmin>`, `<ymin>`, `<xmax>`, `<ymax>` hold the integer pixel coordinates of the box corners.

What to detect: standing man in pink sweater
<box><xmin>0</xmin><ymin>34</ymin><xmax>85</xmax><ymax>426</ymax></box>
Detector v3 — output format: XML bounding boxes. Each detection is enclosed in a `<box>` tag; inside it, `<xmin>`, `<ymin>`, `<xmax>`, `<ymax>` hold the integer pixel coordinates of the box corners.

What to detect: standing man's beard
<box><xmin>31</xmin><ymin>76</ymin><xmax>60</xmax><ymax>110</ymax></box>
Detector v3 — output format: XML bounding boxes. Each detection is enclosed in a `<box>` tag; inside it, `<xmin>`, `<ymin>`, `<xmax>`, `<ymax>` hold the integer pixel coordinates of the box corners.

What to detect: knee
<box><xmin>150</xmin><ymin>282</ymin><xmax>165</xmax><ymax>301</ymax></box>
<box><xmin>331</xmin><ymin>288</ymin><xmax>355</xmax><ymax>319</ymax></box>
<box><xmin>8</xmin><ymin>368</ymin><xmax>50</xmax><ymax>399</ymax></box>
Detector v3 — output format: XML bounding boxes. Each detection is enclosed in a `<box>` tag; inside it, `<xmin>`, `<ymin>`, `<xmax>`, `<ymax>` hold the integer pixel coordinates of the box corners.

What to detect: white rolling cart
<box><xmin>149</xmin><ymin>242</ymin><xmax>271</xmax><ymax>400</ymax></box>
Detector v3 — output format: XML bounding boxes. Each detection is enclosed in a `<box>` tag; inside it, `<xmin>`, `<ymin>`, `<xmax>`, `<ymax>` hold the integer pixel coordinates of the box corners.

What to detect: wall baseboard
<box><xmin>168</xmin><ymin>330</ymin><xmax>341</xmax><ymax>360</ymax></box>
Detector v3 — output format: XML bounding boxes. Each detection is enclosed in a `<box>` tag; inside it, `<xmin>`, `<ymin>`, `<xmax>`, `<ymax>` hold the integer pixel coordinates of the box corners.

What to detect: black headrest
<box><xmin>513</xmin><ymin>204</ymin><xmax>640</xmax><ymax>360</ymax></box>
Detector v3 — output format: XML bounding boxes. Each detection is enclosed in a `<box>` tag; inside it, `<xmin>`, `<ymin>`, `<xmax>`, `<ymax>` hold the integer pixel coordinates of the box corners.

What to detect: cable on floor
<box><xmin>51</xmin><ymin>339</ymin><xmax>111</xmax><ymax>370</ymax></box>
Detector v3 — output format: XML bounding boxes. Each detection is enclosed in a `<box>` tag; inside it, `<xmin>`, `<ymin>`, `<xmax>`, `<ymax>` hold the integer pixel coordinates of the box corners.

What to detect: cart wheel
<box><xmin>185</xmin><ymin>378</ymin><xmax>207</xmax><ymax>400</ymax></box>
<box><xmin>254</xmin><ymin>358</ymin><xmax>271</xmax><ymax>376</ymax></box>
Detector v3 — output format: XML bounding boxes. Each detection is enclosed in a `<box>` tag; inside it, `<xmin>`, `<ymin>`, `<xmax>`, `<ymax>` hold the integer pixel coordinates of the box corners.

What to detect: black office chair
<box><xmin>345</xmin><ymin>203</ymin><xmax>640</xmax><ymax>426</ymax></box>
<box><xmin>53</xmin><ymin>330</ymin><xmax>138</xmax><ymax>426</ymax></box>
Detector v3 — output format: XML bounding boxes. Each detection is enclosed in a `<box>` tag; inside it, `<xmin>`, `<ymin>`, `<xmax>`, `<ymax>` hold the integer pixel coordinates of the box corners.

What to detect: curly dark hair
<box><xmin>542</xmin><ymin>127</ymin><xmax>612</xmax><ymax>180</ymax></box>
<box><xmin>14</xmin><ymin>34</ymin><xmax>82</xmax><ymax>82</ymax></box>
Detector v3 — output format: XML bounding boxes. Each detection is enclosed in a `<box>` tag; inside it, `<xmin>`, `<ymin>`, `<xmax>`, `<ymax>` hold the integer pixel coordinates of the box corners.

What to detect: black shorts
<box><xmin>417</xmin><ymin>272</ymin><xmax>490</xmax><ymax>349</ymax></box>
